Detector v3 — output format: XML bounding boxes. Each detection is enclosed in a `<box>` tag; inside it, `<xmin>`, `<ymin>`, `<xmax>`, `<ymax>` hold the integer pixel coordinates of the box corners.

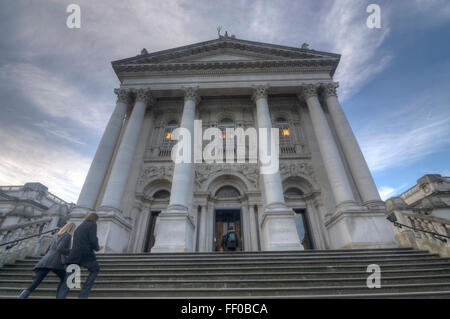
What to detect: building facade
<box><xmin>70</xmin><ymin>35</ymin><xmax>396</xmax><ymax>253</ymax></box>
<box><xmin>386</xmin><ymin>174</ymin><xmax>450</xmax><ymax>256</ymax></box>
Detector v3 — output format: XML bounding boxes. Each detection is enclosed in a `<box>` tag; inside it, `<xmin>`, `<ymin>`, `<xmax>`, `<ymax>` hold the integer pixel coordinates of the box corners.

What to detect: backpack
<box><xmin>226</xmin><ymin>232</ymin><xmax>237</xmax><ymax>248</ymax></box>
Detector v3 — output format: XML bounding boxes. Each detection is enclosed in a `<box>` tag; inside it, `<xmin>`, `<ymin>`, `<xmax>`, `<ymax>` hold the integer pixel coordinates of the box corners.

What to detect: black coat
<box><xmin>34</xmin><ymin>233</ymin><xmax>71</xmax><ymax>270</ymax></box>
<box><xmin>66</xmin><ymin>220</ymin><xmax>99</xmax><ymax>264</ymax></box>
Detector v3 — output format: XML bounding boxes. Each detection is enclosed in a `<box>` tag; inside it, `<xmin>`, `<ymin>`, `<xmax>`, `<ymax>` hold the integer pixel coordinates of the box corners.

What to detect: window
<box><xmin>215</xmin><ymin>186</ymin><xmax>240</xmax><ymax>198</ymax></box>
<box><xmin>153</xmin><ymin>190</ymin><xmax>170</xmax><ymax>199</ymax></box>
<box><xmin>160</xmin><ymin>120</ymin><xmax>178</xmax><ymax>157</ymax></box>
<box><xmin>285</xmin><ymin>187</ymin><xmax>304</xmax><ymax>196</ymax></box>
<box><xmin>217</xmin><ymin>118</ymin><xmax>235</xmax><ymax>159</ymax></box>
<box><xmin>275</xmin><ymin>117</ymin><xmax>296</xmax><ymax>154</ymax></box>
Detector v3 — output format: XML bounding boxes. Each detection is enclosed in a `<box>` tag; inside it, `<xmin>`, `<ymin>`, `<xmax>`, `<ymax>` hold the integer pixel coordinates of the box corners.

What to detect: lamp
<box><xmin>386</xmin><ymin>212</ymin><xmax>397</xmax><ymax>223</ymax></box>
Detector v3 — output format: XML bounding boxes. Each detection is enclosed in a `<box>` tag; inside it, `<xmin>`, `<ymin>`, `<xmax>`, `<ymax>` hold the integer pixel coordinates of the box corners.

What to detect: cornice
<box><xmin>112</xmin><ymin>38</ymin><xmax>340</xmax><ymax>66</ymax></box>
<box><xmin>116</xmin><ymin>65</ymin><xmax>334</xmax><ymax>79</ymax></box>
<box><xmin>114</xmin><ymin>58</ymin><xmax>339</xmax><ymax>75</ymax></box>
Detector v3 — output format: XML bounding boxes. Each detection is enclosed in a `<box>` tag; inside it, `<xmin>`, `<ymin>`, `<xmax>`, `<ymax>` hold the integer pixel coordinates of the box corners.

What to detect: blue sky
<box><xmin>0</xmin><ymin>0</ymin><xmax>449</xmax><ymax>202</ymax></box>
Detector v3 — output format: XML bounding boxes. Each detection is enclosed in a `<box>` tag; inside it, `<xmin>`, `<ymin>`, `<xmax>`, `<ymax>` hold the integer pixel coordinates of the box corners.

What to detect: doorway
<box><xmin>293</xmin><ymin>209</ymin><xmax>314</xmax><ymax>249</ymax></box>
<box><xmin>214</xmin><ymin>209</ymin><xmax>243</xmax><ymax>252</ymax></box>
<box><xmin>143</xmin><ymin>211</ymin><xmax>160</xmax><ymax>252</ymax></box>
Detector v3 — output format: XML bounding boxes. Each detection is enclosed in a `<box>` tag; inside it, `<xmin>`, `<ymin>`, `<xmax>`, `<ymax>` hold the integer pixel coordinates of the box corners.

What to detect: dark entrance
<box><xmin>143</xmin><ymin>211</ymin><xmax>160</xmax><ymax>252</ymax></box>
<box><xmin>293</xmin><ymin>209</ymin><xmax>314</xmax><ymax>250</ymax></box>
<box><xmin>214</xmin><ymin>209</ymin><xmax>243</xmax><ymax>252</ymax></box>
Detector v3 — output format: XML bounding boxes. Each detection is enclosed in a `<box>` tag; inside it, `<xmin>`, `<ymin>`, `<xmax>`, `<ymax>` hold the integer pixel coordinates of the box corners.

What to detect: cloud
<box><xmin>0</xmin><ymin>63</ymin><xmax>111</xmax><ymax>131</ymax></box>
<box><xmin>0</xmin><ymin>125</ymin><xmax>91</xmax><ymax>202</ymax></box>
<box><xmin>378</xmin><ymin>186</ymin><xmax>398</xmax><ymax>201</ymax></box>
<box><xmin>378</xmin><ymin>183</ymin><xmax>409</xmax><ymax>200</ymax></box>
<box><xmin>318</xmin><ymin>1</ymin><xmax>392</xmax><ymax>100</ymax></box>
<box><xmin>33</xmin><ymin>121</ymin><xmax>86</xmax><ymax>145</ymax></box>
<box><xmin>359</xmin><ymin>97</ymin><xmax>450</xmax><ymax>172</ymax></box>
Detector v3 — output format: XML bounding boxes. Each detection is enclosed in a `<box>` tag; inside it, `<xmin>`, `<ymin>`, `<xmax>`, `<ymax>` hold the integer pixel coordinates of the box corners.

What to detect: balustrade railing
<box><xmin>0</xmin><ymin>218</ymin><xmax>57</xmax><ymax>266</ymax></box>
<box><xmin>389</xmin><ymin>211</ymin><xmax>450</xmax><ymax>257</ymax></box>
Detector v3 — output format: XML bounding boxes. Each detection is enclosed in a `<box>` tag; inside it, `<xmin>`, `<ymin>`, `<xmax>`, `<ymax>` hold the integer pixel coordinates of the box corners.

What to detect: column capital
<box><xmin>251</xmin><ymin>85</ymin><xmax>269</xmax><ymax>102</ymax></box>
<box><xmin>322</xmin><ymin>82</ymin><xmax>340</xmax><ymax>98</ymax></box>
<box><xmin>134</xmin><ymin>88</ymin><xmax>154</xmax><ymax>105</ymax></box>
<box><xmin>114</xmin><ymin>88</ymin><xmax>132</xmax><ymax>104</ymax></box>
<box><xmin>299</xmin><ymin>84</ymin><xmax>319</xmax><ymax>101</ymax></box>
<box><xmin>183</xmin><ymin>86</ymin><xmax>201</xmax><ymax>104</ymax></box>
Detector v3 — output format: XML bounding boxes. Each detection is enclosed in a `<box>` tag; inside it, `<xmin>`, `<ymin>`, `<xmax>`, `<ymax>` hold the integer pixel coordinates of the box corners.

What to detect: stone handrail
<box><xmin>391</xmin><ymin>211</ymin><xmax>450</xmax><ymax>257</ymax></box>
<box><xmin>0</xmin><ymin>186</ymin><xmax>22</xmax><ymax>192</ymax></box>
<box><xmin>0</xmin><ymin>218</ymin><xmax>56</xmax><ymax>266</ymax></box>
<box><xmin>400</xmin><ymin>185</ymin><xmax>419</xmax><ymax>199</ymax></box>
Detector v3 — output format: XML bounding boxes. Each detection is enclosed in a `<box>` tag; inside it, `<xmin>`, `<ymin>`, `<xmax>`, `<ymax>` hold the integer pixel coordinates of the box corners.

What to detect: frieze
<box><xmin>279</xmin><ymin>162</ymin><xmax>316</xmax><ymax>182</ymax></box>
<box><xmin>194</xmin><ymin>163</ymin><xmax>259</xmax><ymax>188</ymax></box>
<box><xmin>137</xmin><ymin>164</ymin><xmax>174</xmax><ymax>187</ymax></box>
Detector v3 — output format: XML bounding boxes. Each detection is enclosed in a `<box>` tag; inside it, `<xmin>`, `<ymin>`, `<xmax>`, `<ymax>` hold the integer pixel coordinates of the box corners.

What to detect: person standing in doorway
<box><xmin>57</xmin><ymin>213</ymin><xmax>103</xmax><ymax>299</ymax></box>
<box><xmin>221</xmin><ymin>225</ymin><xmax>238</xmax><ymax>251</ymax></box>
<box><xmin>18</xmin><ymin>222</ymin><xmax>76</xmax><ymax>299</ymax></box>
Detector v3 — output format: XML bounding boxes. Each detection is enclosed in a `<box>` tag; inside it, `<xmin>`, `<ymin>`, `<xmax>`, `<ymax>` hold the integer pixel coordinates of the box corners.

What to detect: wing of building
<box><xmin>71</xmin><ymin>35</ymin><xmax>396</xmax><ymax>253</ymax></box>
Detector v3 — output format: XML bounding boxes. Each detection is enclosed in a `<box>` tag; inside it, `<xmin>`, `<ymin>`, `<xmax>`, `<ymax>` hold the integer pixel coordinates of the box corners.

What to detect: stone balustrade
<box><xmin>390</xmin><ymin>211</ymin><xmax>450</xmax><ymax>257</ymax></box>
<box><xmin>0</xmin><ymin>218</ymin><xmax>56</xmax><ymax>266</ymax></box>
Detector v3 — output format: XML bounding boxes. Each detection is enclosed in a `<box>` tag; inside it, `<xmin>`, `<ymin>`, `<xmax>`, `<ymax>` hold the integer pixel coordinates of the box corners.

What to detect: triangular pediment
<box><xmin>173</xmin><ymin>50</ymin><xmax>283</xmax><ymax>63</ymax></box>
<box><xmin>114</xmin><ymin>37</ymin><xmax>339</xmax><ymax>65</ymax></box>
<box><xmin>112</xmin><ymin>36</ymin><xmax>341</xmax><ymax>77</ymax></box>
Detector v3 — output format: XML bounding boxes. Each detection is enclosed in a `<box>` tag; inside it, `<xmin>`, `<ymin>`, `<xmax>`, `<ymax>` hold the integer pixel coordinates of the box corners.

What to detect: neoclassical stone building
<box><xmin>70</xmin><ymin>35</ymin><xmax>396</xmax><ymax>253</ymax></box>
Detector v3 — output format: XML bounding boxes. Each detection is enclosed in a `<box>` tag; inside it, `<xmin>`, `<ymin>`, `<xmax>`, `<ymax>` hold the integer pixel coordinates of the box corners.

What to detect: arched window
<box><xmin>275</xmin><ymin>117</ymin><xmax>296</xmax><ymax>154</ymax></box>
<box><xmin>153</xmin><ymin>189</ymin><xmax>170</xmax><ymax>199</ymax></box>
<box><xmin>218</xmin><ymin>118</ymin><xmax>235</xmax><ymax>139</ymax></box>
<box><xmin>160</xmin><ymin>120</ymin><xmax>178</xmax><ymax>157</ymax></box>
<box><xmin>285</xmin><ymin>187</ymin><xmax>304</xmax><ymax>196</ymax></box>
<box><xmin>218</xmin><ymin>118</ymin><xmax>235</xmax><ymax>159</ymax></box>
<box><xmin>215</xmin><ymin>186</ymin><xmax>240</xmax><ymax>198</ymax></box>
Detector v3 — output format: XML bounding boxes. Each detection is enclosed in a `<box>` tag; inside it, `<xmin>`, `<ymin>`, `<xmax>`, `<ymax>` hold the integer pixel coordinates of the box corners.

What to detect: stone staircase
<box><xmin>0</xmin><ymin>248</ymin><xmax>450</xmax><ymax>298</ymax></box>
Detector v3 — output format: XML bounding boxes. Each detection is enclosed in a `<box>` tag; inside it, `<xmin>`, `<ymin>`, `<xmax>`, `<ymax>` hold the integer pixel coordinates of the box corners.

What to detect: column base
<box><xmin>325</xmin><ymin>209</ymin><xmax>397</xmax><ymax>249</ymax></box>
<box><xmin>151</xmin><ymin>207</ymin><xmax>195</xmax><ymax>253</ymax></box>
<box><xmin>363</xmin><ymin>200</ymin><xmax>387</xmax><ymax>212</ymax></box>
<box><xmin>70</xmin><ymin>208</ymin><xmax>132</xmax><ymax>253</ymax></box>
<box><xmin>69</xmin><ymin>206</ymin><xmax>92</xmax><ymax>219</ymax></box>
<box><xmin>260</xmin><ymin>207</ymin><xmax>303</xmax><ymax>251</ymax></box>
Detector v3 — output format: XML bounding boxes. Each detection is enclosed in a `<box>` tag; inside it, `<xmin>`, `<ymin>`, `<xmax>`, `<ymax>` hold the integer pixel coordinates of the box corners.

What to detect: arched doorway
<box><xmin>214</xmin><ymin>186</ymin><xmax>243</xmax><ymax>251</ymax></box>
<box><xmin>139</xmin><ymin>185</ymin><xmax>170</xmax><ymax>253</ymax></box>
<box><xmin>283</xmin><ymin>177</ymin><xmax>317</xmax><ymax>250</ymax></box>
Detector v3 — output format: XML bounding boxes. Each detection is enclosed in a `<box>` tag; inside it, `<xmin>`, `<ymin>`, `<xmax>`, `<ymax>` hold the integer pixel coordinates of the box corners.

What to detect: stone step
<box><xmin>83</xmin><ymin>247</ymin><xmax>417</xmax><ymax>256</ymax></box>
<box><xmin>9</xmin><ymin>257</ymin><xmax>450</xmax><ymax>270</ymax></box>
<box><xmin>2</xmin><ymin>290</ymin><xmax>450</xmax><ymax>299</ymax></box>
<box><xmin>2</xmin><ymin>268</ymin><xmax>450</xmax><ymax>281</ymax></box>
<box><xmin>20</xmin><ymin>252</ymin><xmax>438</xmax><ymax>264</ymax></box>
<box><xmin>3</xmin><ymin>261</ymin><xmax>450</xmax><ymax>275</ymax></box>
<box><xmin>3</xmin><ymin>274</ymin><xmax>450</xmax><ymax>289</ymax></box>
<box><xmin>1</xmin><ymin>282</ymin><xmax>450</xmax><ymax>297</ymax></box>
<box><xmin>22</xmin><ymin>248</ymin><xmax>421</xmax><ymax>259</ymax></box>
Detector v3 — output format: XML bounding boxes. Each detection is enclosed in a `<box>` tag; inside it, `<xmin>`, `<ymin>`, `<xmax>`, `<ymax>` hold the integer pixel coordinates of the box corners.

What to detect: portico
<box><xmin>69</xmin><ymin>35</ymin><xmax>396</xmax><ymax>253</ymax></box>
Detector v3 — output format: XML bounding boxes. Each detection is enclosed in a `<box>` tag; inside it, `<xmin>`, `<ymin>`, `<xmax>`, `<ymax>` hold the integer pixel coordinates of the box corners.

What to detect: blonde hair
<box><xmin>56</xmin><ymin>222</ymin><xmax>76</xmax><ymax>236</ymax></box>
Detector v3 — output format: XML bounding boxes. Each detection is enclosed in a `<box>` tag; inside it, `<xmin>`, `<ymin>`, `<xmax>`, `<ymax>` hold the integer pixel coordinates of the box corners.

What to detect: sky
<box><xmin>0</xmin><ymin>0</ymin><xmax>449</xmax><ymax>203</ymax></box>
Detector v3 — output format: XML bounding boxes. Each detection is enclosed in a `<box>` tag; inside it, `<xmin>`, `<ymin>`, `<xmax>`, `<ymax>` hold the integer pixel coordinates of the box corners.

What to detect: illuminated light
<box><xmin>165</xmin><ymin>132</ymin><xmax>172</xmax><ymax>139</ymax></box>
<box><xmin>282</xmin><ymin>129</ymin><xmax>290</xmax><ymax>136</ymax></box>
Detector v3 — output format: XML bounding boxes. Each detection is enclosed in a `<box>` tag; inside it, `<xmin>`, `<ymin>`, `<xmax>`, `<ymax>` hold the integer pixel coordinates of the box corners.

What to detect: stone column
<box><xmin>87</xmin><ymin>88</ymin><xmax>152</xmax><ymax>253</ymax></box>
<box><xmin>99</xmin><ymin>88</ymin><xmax>153</xmax><ymax>212</ymax></box>
<box><xmin>75</xmin><ymin>89</ymin><xmax>130</xmax><ymax>212</ymax></box>
<box><xmin>198</xmin><ymin>205</ymin><xmax>208</xmax><ymax>252</ymax></box>
<box><xmin>301</xmin><ymin>84</ymin><xmax>395</xmax><ymax>249</ymax></box>
<box><xmin>300</xmin><ymin>84</ymin><xmax>360</xmax><ymax>213</ymax></box>
<box><xmin>252</xmin><ymin>86</ymin><xmax>303</xmax><ymax>251</ymax></box>
<box><xmin>322</xmin><ymin>83</ymin><xmax>384</xmax><ymax>209</ymax></box>
<box><xmin>151</xmin><ymin>87</ymin><xmax>200</xmax><ymax>253</ymax></box>
<box><xmin>168</xmin><ymin>87</ymin><xmax>200</xmax><ymax>209</ymax></box>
